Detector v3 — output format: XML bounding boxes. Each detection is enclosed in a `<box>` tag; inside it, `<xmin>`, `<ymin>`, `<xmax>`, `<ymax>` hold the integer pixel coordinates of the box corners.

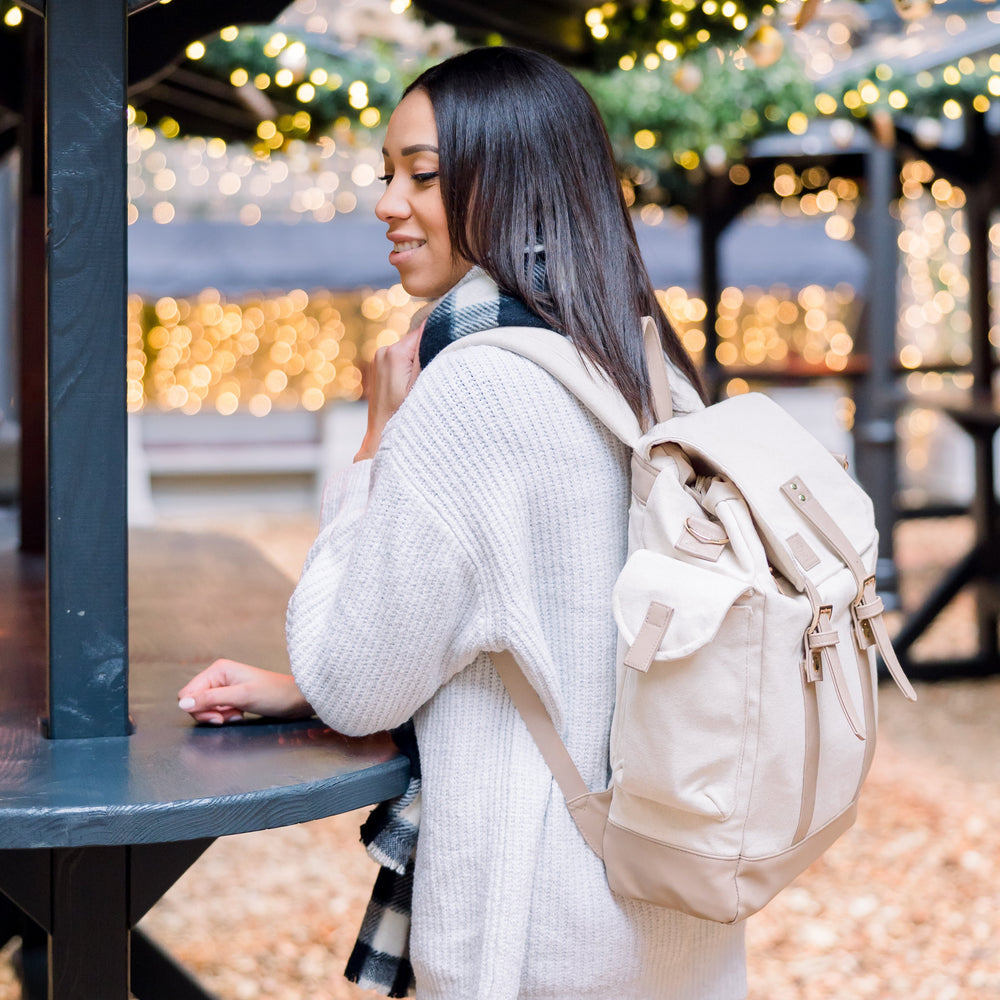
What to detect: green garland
<box><xmin>582</xmin><ymin>0</ymin><xmax>869</xmax><ymax>65</ymax></box>
<box><xmin>157</xmin><ymin>25</ymin><xmax>814</xmax><ymax>209</ymax></box>
<box><xmin>822</xmin><ymin>54</ymin><xmax>1000</xmax><ymax>123</ymax></box>
<box><xmin>586</xmin><ymin>0</ymin><xmax>762</xmax><ymax>65</ymax></box>
<box><xmin>578</xmin><ymin>45</ymin><xmax>815</xmax><ymax>203</ymax></box>
<box><xmin>191</xmin><ymin>27</ymin><xmax>416</xmax><ymax>150</ymax></box>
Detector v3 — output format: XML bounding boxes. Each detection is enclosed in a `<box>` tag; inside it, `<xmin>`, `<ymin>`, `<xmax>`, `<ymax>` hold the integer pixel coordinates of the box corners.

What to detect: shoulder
<box><xmin>377</xmin><ymin>341</ymin><xmax>622</xmax><ymax>499</ymax></box>
<box><xmin>418</xmin><ymin>341</ymin><xmax>565</xmax><ymax>402</ymax></box>
<box><xmin>398</xmin><ymin>342</ymin><xmax>585</xmax><ymax>441</ymax></box>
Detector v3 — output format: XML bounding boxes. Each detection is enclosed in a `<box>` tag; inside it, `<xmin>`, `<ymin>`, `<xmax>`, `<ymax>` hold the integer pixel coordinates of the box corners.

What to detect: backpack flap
<box><xmin>646</xmin><ymin>392</ymin><xmax>875</xmax><ymax>592</ymax></box>
<box><xmin>612</xmin><ymin>550</ymin><xmax>753</xmax><ymax>669</ymax></box>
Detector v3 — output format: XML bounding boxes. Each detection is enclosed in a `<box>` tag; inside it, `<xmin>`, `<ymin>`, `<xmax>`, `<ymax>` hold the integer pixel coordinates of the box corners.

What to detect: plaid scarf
<box><xmin>345</xmin><ymin>268</ymin><xmax>550</xmax><ymax>997</ymax></box>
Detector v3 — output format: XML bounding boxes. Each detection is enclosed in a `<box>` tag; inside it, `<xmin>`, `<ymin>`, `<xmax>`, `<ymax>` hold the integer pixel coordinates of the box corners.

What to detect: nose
<box><xmin>375</xmin><ymin>178</ymin><xmax>409</xmax><ymax>223</ymax></box>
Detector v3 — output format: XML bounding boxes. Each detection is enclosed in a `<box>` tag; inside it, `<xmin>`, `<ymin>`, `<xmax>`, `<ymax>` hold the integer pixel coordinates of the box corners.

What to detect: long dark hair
<box><xmin>404</xmin><ymin>46</ymin><xmax>707</xmax><ymax>420</ymax></box>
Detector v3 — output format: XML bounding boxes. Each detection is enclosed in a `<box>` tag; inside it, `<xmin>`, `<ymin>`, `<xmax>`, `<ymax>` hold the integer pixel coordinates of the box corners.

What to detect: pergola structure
<box><xmin>0</xmin><ymin>4</ymin><xmax>406</xmax><ymax>998</ymax></box>
<box><xmin>3</xmin><ymin>0</ymin><xmax>298</xmax><ymax>737</ymax></box>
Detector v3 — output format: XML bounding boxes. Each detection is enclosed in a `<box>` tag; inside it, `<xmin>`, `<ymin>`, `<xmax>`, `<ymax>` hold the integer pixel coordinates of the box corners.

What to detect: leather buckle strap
<box><xmin>799</xmin><ymin>581</ymin><xmax>865</xmax><ymax>739</ymax></box>
<box><xmin>781</xmin><ymin>477</ymin><xmax>869</xmax><ymax>603</ymax></box>
<box><xmin>850</xmin><ymin>576</ymin><xmax>881</xmax><ymax>651</ymax></box>
<box><xmin>641</xmin><ymin>315</ymin><xmax>674</xmax><ymax>427</ymax></box>
<box><xmin>854</xmin><ymin>579</ymin><xmax>918</xmax><ymax>702</ymax></box>
<box><xmin>806</xmin><ymin>606</ymin><xmax>865</xmax><ymax>740</ymax></box>
<box><xmin>783</xmin><ymin>477</ymin><xmax>917</xmax><ymax>704</ymax></box>
<box><xmin>803</xmin><ymin>609</ymin><xmax>834</xmax><ymax>684</ymax></box>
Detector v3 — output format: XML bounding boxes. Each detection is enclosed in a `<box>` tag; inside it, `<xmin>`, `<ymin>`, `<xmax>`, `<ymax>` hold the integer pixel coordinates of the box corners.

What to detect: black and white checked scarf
<box><xmin>345</xmin><ymin>267</ymin><xmax>550</xmax><ymax>997</ymax></box>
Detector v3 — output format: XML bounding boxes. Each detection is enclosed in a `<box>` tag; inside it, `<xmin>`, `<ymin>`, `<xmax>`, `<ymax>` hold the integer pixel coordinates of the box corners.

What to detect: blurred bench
<box><xmin>128</xmin><ymin>402</ymin><xmax>367</xmax><ymax>521</ymax></box>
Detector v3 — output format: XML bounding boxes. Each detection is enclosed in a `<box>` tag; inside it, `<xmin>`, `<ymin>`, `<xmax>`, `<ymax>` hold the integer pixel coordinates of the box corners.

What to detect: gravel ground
<box><xmin>2</xmin><ymin>515</ymin><xmax>997</xmax><ymax>999</ymax></box>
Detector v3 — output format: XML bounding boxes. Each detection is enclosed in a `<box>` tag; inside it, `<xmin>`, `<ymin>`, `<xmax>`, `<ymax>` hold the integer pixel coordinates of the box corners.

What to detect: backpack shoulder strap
<box><xmin>491</xmin><ymin>650</ymin><xmax>609</xmax><ymax>858</ymax></box>
<box><xmin>438</xmin><ymin>326</ymin><xmax>645</xmax><ymax>449</ymax></box>
<box><xmin>641</xmin><ymin>315</ymin><xmax>674</xmax><ymax>425</ymax></box>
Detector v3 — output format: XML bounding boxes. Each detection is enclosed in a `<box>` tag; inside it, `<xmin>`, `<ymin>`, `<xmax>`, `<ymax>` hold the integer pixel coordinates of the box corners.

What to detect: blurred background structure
<box><xmin>0</xmin><ymin>0</ymin><xmax>996</xmax><ymax>514</ymax></box>
<box><xmin>0</xmin><ymin>0</ymin><xmax>994</xmax><ymax>628</ymax></box>
<box><xmin>0</xmin><ymin>0</ymin><xmax>996</xmax><ymax>566</ymax></box>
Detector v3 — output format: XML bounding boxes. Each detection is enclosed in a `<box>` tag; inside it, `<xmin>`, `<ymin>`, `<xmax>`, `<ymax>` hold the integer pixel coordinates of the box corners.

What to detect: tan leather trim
<box><xmin>623</xmin><ymin>601</ymin><xmax>674</xmax><ymax>673</ymax></box>
<box><xmin>733</xmin><ymin>803</ymin><xmax>858</xmax><ymax>920</ymax></box>
<box><xmin>602</xmin><ymin>803</ymin><xmax>858</xmax><ymax>923</ymax></box>
<box><xmin>811</xmin><ymin>606</ymin><xmax>865</xmax><ymax>740</ymax></box>
<box><xmin>630</xmin><ymin>452</ymin><xmax>658</xmax><ymax>505</ymax></box>
<box><xmin>674</xmin><ymin>527</ymin><xmax>725</xmax><ymax>562</ymax></box>
<box><xmin>793</xmin><ymin>663</ymin><xmax>820</xmax><ymax>844</ymax></box>
<box><xmin>855</xmin><ymin>580</ymin><xmax>917</xmax><ymax>701</ymax></box>
<box><xmin>782</xmin><ymin>478</ymin><xmax>915</xmax><ymax>702</ymax></box>
<box><xmin>491</xmin><ymin>651</ymin><xmax>610</xmax><ymax>859</ymax></box>
<box><xmin>801</xmin><ymin>574</ymin><xmax>864</xmax><ymax>738</ymax></box>
<box><xmin>781</xmin><ymin>476</ymin><xmax>868</xmax><ymax>595</ymax></box>
<box><xmin>787</xmin><ymin>532</ymin><xmax>821</xmax><ymax>571</ymax></box>
<box><xmin>641</xmin><ymin>315</ymin><xmax>674</xmax><ymax>425</ymax></box>
<box><xmin>854</xmin><ymin>642</ymin><xmax>878</xmax><ymax>794</ymax></box>
<box><xmin>685</xmin><ymin>515</ymin><xmax>727</xmax><ymax>544</ymax></box>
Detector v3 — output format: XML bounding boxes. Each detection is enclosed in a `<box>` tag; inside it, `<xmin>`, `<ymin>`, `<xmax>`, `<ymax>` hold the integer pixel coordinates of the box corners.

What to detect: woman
<box><xmin>178</xmin><ymin>46</ymin><xmax>747</xmax><ymax>999</ymax></box>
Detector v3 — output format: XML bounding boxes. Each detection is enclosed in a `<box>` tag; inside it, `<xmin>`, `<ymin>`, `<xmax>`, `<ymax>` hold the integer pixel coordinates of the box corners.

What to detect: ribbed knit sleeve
<box><xmin>287</xmin><ymin>435</ymin><xmax>492</xmax><ymax>736</ymax></box>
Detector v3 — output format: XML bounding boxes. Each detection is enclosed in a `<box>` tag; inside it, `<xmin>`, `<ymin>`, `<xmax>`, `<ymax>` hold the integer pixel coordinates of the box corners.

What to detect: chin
<box><xmin>397</xmin><ymin>262</ymin><xmax>472</xmax><ymax>301</ymax></box>
<box><xmin>399</xmin><ymin>275</ymin><xmax>455</xmax><ymax>300</ymax></box>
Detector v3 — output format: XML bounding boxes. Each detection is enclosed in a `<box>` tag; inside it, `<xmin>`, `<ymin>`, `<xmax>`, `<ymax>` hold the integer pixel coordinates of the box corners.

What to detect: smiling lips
<box><xmin>389</xmin><ymin>238</ymin><xmax>426</xmax><ymax>255</ymax></box>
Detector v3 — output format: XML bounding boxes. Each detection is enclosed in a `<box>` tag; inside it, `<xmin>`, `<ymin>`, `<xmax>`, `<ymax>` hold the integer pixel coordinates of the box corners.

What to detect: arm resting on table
<box><xmin>178</xmin><ymin>659</ymin><xmax>314</xmax><ymax>725</ymax></box>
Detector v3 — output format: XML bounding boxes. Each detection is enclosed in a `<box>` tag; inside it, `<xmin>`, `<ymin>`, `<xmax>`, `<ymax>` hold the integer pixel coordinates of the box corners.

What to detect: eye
<box><xmin>413</xmin><ymin>171</ymin><xmax>439</xmax><ymax>184</ymax></box>
<box><xmin>377</xmin><ymin>173</ymin><xmax>394</xmax><ymax>184</ymax></box>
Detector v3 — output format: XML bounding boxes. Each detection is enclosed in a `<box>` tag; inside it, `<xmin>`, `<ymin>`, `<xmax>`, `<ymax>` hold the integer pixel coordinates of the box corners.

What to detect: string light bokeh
<box><xmin>126</xmin><ymin>285</ymin><xmax>422</xmax><ymax>415</ymax></box>
<box><xmin>7</xmin><ymin>0</ymin><xmax>1000</xmax><ymax>501</ymax></box>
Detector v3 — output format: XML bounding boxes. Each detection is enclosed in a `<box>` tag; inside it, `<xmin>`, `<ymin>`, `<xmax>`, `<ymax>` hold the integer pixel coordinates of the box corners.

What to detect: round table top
<box><xmin>0</xmin><ymin>531</ymin><xmax>410</xmax><ymax>850</ymax></box>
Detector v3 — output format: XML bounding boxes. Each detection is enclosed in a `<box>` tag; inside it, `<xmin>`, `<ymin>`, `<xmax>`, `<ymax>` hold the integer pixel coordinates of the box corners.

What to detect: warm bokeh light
<box><xmin>127</xmin><ymin>286</ymin><xmax>423</xmax><ymax>415</ymax></box>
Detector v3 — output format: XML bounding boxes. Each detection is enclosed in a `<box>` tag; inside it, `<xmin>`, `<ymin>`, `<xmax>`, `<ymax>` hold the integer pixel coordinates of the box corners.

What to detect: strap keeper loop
<box><xmin>802</xmin><ymin>605</ymin><xmax>835</xmax><ymax>683</ymax></box>
<box><xmin>851</xmin><ymin>577</ymin><xmax>881</xmax><ymax>649</ymax></box>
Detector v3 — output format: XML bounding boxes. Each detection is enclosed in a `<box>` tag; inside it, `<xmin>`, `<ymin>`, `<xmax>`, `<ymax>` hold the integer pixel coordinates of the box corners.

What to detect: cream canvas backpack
<box><xmin>443</xmin><ymin>321</ymin><xmax>916</xmax><ymax>925</ymax></box>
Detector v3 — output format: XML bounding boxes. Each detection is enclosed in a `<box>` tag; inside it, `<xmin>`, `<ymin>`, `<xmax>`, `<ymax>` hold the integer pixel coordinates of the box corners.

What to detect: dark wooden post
<box><xmin>854</xmin><ymin>143</ymin><xmax>899</xmax><ymax>599</ymax></box>
<box><xmin>46</xmin><ymin>0</ymin><xmax>130</xmax><ymax>738</ymax></box>
<box><xmin>17</xmin><ymin>16</ymin><xmax>45</xmax><ymax>555</ymax></box>
<box><xmin>965</xmin><ymin>178</ymin><xmax>997</xmax><ymax>656</ymax></box>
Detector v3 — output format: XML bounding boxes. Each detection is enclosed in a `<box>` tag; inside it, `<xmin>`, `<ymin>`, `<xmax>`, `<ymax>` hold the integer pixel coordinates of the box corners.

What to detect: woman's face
<box><xmin>375</xmin><ymin>89</ymin><xmax>471</xmax><ymax>299</ymax></box>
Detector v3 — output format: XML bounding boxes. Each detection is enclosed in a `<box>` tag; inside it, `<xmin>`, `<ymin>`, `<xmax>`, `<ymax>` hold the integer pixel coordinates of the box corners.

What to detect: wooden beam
<box><xmin>45</xmin><ymin>0</ymin><xmax>129</xmax><ymax>738</ymax></box>
<box><xmin>17</xmin><ymin>17</ymin><xmax>45</xmax><ymax>555</ymax></box>
<box><xmin>853</xmin><ymin>143</ymin><xmax>900</xmax><ymax>597</ymax></box>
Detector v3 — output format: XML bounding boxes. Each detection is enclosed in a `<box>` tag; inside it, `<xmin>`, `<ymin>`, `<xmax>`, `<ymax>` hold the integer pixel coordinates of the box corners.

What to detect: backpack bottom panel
<box><xmin>602</xmin><ymin>800</ymin><xmax>858</xmax><ymax>924</ymax></box>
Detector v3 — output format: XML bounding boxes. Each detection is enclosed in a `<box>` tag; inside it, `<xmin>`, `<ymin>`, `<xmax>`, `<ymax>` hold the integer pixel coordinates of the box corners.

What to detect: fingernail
<box><xmin>178</xmin><ymin>697</ymin><xmax>196</xmax><ymax>710</ymax></box>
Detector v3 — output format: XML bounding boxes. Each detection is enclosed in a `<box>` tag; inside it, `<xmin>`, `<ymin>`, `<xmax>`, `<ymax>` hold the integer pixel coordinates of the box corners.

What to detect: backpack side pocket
<box><xmin>612</xmin><ymin>552</ymin><xmax>755</xmax><ymax>820</ymax></box>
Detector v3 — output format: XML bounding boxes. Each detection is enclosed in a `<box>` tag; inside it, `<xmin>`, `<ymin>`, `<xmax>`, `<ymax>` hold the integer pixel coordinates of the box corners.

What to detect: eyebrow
<box><xmin>382</xmin><ymin>143</ymin><xmax>440</xmax><ymax>157</ymax></box>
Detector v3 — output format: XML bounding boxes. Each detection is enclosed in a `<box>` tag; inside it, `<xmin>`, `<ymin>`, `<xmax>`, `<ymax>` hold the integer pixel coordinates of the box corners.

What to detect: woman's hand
<box><xmin>354</xmin><ymin>323</ymin><xmax>424</xmax><ymax>462</ymax></box>
<box><xmin>177</xmin><ymin>659</ymin><xmax>314</xmax><ymax>725</ymax></box>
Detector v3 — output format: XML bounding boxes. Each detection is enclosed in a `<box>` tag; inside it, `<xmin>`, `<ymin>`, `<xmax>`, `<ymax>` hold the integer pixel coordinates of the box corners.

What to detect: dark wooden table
<box><xmin>0</xmin><ymin>530</ymin><xmax>409</xmax><ymax>999</ymax></box>
<box><xmin>893</xmin><ymin>401</ymin><xmax>1000</xmax><ymax>677</ymax></box>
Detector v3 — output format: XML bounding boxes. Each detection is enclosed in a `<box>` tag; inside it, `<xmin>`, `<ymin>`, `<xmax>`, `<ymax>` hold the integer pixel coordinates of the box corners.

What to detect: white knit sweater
<box><xmin>287</xmin><ymin>344</ymin><xmax>747</xmax><ymax>1000</ymax></box>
